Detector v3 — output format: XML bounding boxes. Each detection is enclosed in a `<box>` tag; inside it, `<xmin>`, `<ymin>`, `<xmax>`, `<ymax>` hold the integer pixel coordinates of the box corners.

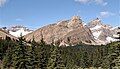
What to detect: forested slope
<box><xmin>0</xmin><ymin>36</ymin><xmax>120</xmax><ymax>69</ymax></box>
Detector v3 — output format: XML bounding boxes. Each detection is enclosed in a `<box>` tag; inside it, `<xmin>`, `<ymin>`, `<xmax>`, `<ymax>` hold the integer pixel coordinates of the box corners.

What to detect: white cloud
<box><xmin>94</xmin><ymin>0</ymin><xmax>108</xmax><ymax>6</ymax></box>
<box><xmin>0</xmin><ymin>0</ymin><xmax>7</xmax><ymax>7</ymax></box>
<box><xmin>75</xmin><ymin>0</ymin><xmax>108</xmax><ymax>6</ymax></box>
<box><xmin>102</xmin><ymin>2</ymin><xmax>107</xmax><ymax>6</ymax></box>
<box><xmin>75</xmin><ymin>0</ymin><xmax>90</xmax><ymax>4</ymax></box>
<box><xmin>15</xmin><ymin>18</ymin><xmax>23</xmax><ymax>22</ymax></box>
<box><xmin>99</xmin><ymin>11</ymin><xmax>115</xmax><ymax>18</ymax></box>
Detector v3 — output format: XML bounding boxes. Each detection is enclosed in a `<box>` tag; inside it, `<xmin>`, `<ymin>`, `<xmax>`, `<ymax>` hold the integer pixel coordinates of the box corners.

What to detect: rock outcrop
<box><xmin>88</xmin><ymin>18</ymin><xmax>119</xmax><ymax>44</ymax></box>
<box><xmin>0</xmin><ymin>29</ymin><xmax>17</xmax><ymax>40</ymax></box>
<box><xmin>24</xmin><ymin>16</ymin><xmax>96</xmax><ymax>46</ymax></box>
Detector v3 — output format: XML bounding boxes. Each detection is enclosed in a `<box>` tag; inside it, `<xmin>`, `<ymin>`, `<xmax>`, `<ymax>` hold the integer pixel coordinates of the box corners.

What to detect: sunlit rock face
<box><xmin>68</xmin><ymin>16</ymin><xmax>83</xmax><ymax>28</ymax></box>
<box><xmin>24</xmin><ymin>16</ymin><xmax>96</xmax><ymax>46</ymax></box>
<box><xmin>0</xmin><ymin>29</ymin><xmax>17</xmax><ymax>40</ymax></box>
<box><xmin>24</xmin><ymin>16</ymin><xmax>119</xmax><ymax>46</ymax></box>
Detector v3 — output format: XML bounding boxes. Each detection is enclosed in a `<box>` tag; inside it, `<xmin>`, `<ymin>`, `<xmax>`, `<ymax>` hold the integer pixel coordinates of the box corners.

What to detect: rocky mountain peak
<box><xmin>92</xmin><ymin>18</ymin><xmax>101</xmax><ymax>24</ymax></box>
<box><xmin>87</xmin><ymin>18</ymin><xmax>119</xmax><ymax>44</ymax></box>
<box><xmin>9</xmin><ymin>25</ymin><xmax>32</xmax><ymax>32</ymax></box>
<box><xmin>88</xmin><ymin>18</ymin><xmax>102</xmax><ymax>28</ymax></box>
<box><xmin>24</xmin><ymin>16</ymin><xmax>96</xmax><ymax>46</ymax></box>
<box><xmin>71</xmin><ymin>16</ymin><xmax>81</xmax><ymax>22</ymax></box>
<box><xmin>68</xmin><ymin>16</ymin><xmax>83</xmax><ymax>28</ymax></box>
<box><xmin>7</xmin><ymin>25</ymin><xmax>33</xmax><ymax>37</ymax></box>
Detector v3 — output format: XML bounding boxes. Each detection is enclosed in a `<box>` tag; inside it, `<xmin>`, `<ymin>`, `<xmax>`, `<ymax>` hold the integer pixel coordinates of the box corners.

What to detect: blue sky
<box><xmin>0</xmin><ymin>0</ymin><xmax>119</xmax><ymax>29</ymax></box>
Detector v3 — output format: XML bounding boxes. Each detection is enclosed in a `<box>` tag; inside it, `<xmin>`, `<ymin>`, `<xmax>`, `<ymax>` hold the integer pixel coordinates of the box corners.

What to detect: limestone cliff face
<box><xmin>24</xmin><ymin>16</ymin><xmax>96</xmax><ymax>46</ymax></box>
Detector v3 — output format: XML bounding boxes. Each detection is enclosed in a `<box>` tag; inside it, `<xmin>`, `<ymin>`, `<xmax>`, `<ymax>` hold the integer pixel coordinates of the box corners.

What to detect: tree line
<box><xmin>0</xmin><ymin>35</ymin><xmax>120</xmax><ymax>69</ymax></box>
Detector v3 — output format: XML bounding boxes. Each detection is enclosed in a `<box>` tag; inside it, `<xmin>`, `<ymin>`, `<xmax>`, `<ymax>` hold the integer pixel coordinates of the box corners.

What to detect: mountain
<box><xmin>1</xmin><ymin>16</ymin><xmax>119</xmax><ymax>46</ymax></box>
<box><xmin>88</xmin><ymin>18</ymin><xmax>119</xmax><ymax>44</ymax></box>
<box><xmin>0</xmin><ymin>29</ymin><xmax>17</xmax><ymax>39</ymax></box>
<box><xmin>24</xmin><ymin>16</ymin><xmax>96</xmax><ymax>46</ymax></box>
<box><xmin>7</xmin><ymin>25</ymin><xmax>33</xmax><ymax>37</ymax></box>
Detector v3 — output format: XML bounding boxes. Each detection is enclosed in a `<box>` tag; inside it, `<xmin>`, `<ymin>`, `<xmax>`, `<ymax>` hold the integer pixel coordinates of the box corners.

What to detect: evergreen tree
<box><xmin>28</xmin><ymin>37</ymin><xmax>39</xmax><ymax>69</ymax></box>
<box><xmin>81</xmin><ymin>51</ymin><xmax>89</xmax><ymax>68</ymax></box>
<box><xmin>2</xmin><ymin>36</ymin><xmax>15</xmax><ymax>68</ymax></box>
<box><xmin>3</xmin><ymin>45</ymin><xmax>13</xmax><ymax>69</ymax></box>
<box><xmin>0</xmin><ymin>36</ymin><xmax>12</xmax><ymax>60</ymax></box>
<box><xmin>47</xmin><ymin>45</ymin><xmax>65</xmax><ymax>69</ymax></box>
<box><xmin>112</xmin><ymin>56</ymin><xmax>120</xmax><ymax>69</ymax></box>
<box><xmin>111</xmin><ymin>43</ymin><xmax>120</xmax><ymax>69</ymax></box>
<box><xmin>0</xmin><ymin>39</ymin><xmax>5</xmax><ymax>60</ymax></box>
<box><xmin>12</xmin><ymin>33</ymin><xmax>31</xmax><ymax>69</ymax></box>
<box><xmin>56</xmin><ymin>48</ymin><xmax>65</xmax><ymax>69</ymax></box>
<box><xmin>101</xmin><ymin>42</ymin><xmax>120</xmax><ymax>69</ymax></box>
<box><xmin>39</xmin><ymin>38</ymin><xmax>48</xmax><ymax>69</ymax></box>
<box><xmin>33</xmin><ymin>37</ymin><xmax>48</xmax><ymax>69</ymax></box>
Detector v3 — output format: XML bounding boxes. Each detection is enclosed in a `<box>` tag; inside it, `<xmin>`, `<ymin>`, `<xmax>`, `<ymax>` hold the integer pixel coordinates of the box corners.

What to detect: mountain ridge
<box><xmin>24</xmin><ymin>16</ymin><xmax>97</xmax><ymax>46</ymax></box>
<box><xmin>0</xmin><ymin>16</ymin><xmax>119</xmax><ymax>46</ymax></box>
<box><xmin>0</xmin><ymin>29</ymin><xmax>17</xmax><ymax>40</ymax></box>
<box><xmin>24</xmin><ymin>16</ymin><xmax>119</xmax><ymax>46</ymax></box>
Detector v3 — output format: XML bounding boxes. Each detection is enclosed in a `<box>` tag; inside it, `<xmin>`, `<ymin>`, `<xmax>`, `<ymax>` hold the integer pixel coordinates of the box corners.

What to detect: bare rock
<box><xmin>24</xmin><ymin>16</ymin><xmax>96</xmax><ymax>46</ymax></box>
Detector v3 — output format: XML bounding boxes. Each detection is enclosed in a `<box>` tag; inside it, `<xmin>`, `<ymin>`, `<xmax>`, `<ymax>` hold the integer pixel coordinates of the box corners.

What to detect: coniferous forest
<box><xmin>0</xmin><ymin>35</ymin><xmax>120</xmax><ymax>69</ymax></box>
<box><xmin>0</xmin><ymin>0</ymin><xmax>119</xmax><ymax>69</ymax></box>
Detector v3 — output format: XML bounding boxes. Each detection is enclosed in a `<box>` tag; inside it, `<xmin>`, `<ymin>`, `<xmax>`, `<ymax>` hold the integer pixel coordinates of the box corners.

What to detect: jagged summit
<box><xmin>91</xmin><ymin>18</ymin><xmax>101</xmax><ymax>24</ymax></box>
<box><xmin>88</xmin><ymin>18</ymin><xmax>102</xmax><ymax>28</ymax></box>
<box><xmin>68</xmin><ymin>16</ymin><xmax>83</xmax><ymax>28</ymax></box>
<box><xmin>9</xmin><ymin>25</ymin><xmax>32</xmax><ymax>32</ymax></box>
<box><xmin>1</xmin><ymin>16</ymin><xmax>118</xmax><ymax>46</ymax></box>
<box><xmin>23</xmin><ymin>16</ymin><xmax>119</xmax><ymax>46</ymax></box>
<box><xmin>24</xmin><ymin>16</ymin><xmax>96</xmax><ymax>46</ymax></box>
<box><xmin>70</xmin><ymin>16</ymin><xmax>82</xmax><ymax>23</ymax></box>
<box><xmin>88</xmin><ymin>18</ymin><xmax>118</xmax><ymax>44</ymax></box>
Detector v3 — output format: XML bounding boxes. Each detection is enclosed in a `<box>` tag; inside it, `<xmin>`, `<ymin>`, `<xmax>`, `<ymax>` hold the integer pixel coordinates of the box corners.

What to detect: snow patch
<box><xmin>90</xmin><ymin>25</ymin><xmax>101</xmax><ymax>30</ymax></box>
<box><xmin>110</xmin><ymin>26</ymin><xmax>119</xmax><ymax>30</ymax></box>
<box><xmin>9</xmin><ymin>28</ymin><xmax>32</xmax><ymax>37</ymax></box>
<box><xmin>83</xmin><ymin>23</ymin><xmax>87</xmax><ymax>26</ymax></box>
<box><xmin>106</xmin><ymin>37</ymin><xmax>117</xmax><ymax>43</ymax></box>
<box><xmin>113</xmin><ymin>34</ymin><xmax>119</xmax><ymax>38</ymax></box>
<box><xmin>92</xmin><ymin>31</ymin><xmax>102</xmax><ymax>39</ymax></box>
